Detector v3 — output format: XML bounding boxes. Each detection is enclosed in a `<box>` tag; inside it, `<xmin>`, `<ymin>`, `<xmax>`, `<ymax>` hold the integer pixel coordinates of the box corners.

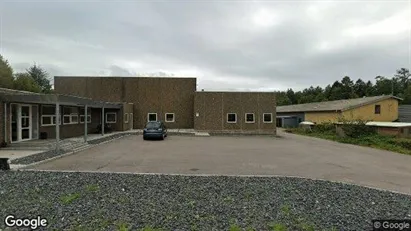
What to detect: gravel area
<box><xmin>1</xmin><ymin>171</ymin><xmax>410</xmax><ymax>230</ymax></box>
<box><xmin>10</xmin><ymin>149</ymin><xmax>68</xmax><ymax>165</ymax></box>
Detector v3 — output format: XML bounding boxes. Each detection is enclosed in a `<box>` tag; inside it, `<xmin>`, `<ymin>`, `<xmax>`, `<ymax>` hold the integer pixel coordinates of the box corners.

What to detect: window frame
<box><xmin>375</xmin><ymin>105</ymin><xmax>381</xmax><ymax>114</ymax></box>
<box><xmin>165</xmin><ymin>113</ymin><xmax>175</xmax><ymax>123</ymax></box>
<box><xmin>227</xmin><ymin>113</ymin><xmax>237</xmax><ymax>123</ymax></box>
<box><xmin>245</xmin><ymin>113</ymin><xmax>255</xmax><ymax>123</ymax></box>
<box><xmin>124</xmin><ymin>113</ymin><xmax>129</xmax><ymax>123</ymax></box>
<box><xmin>79</xmin><ymin>115</ymin><xmax>92</xmax><ymax>124</ymax></box>
<box><xmin>106</xmin><ymin>112</ymin><xmax>117</xmax><ymax>124</ymax></box>
<box><xmin>62</xmin><ymin>106</ymin><xmax>79</xmax><ymax>125</ymax></box>
<box><xmin>263</xmin><ymin>113</ymin><xmax>273</xmax><ymax>123</ymax></box>
<box><xmin>147</xmin><ymin>113</ymin><xmax>157</xmax><ymax>122</ymax></box>
<box><xmin>41</xmin><ymin>105</ymin><xmax>62</xmax><ymax>126</ymax></box>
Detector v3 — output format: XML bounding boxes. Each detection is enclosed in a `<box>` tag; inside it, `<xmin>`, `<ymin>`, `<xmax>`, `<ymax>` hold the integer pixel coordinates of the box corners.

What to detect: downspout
<box><xmin>55</xmin><ymin>95</ymin><xmax>60</xmax><ymax>152</ymax></box>
<box><xmin>101</xmin><ymin>103</ymin><xmax>105</xmax><ymax>136</ymax></box>
<box><xmin>84</xmin><ymin>105</ymin><xmax>88</xmax><ymax>142</ymax></box>
<box><xmin>4</xmin><ymin>102</ymin><xmax>7</xmax><ymax>145</ymax></box>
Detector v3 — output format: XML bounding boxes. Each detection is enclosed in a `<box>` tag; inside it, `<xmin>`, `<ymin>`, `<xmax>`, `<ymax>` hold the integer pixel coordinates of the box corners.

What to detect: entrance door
<box><xmin>11</xmin><ymin>104</ymin><xmax>33</xmax><ymax>142</ymax></box>
<box><xmin>276</xmin><ymin>118</ymin><xmax>283</xmax><ymax>128</ymax></box>
<box><xmin>20</xmin><ymin>105</ymin><xmax>32</xmax><ymax>141</ymax></box>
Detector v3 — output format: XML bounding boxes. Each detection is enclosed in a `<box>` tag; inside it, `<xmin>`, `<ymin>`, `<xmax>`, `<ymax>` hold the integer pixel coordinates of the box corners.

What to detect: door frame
<box><xmin>10</xmin><ymin>103</ymin><xmax>36</xmax><ymax>143</ymax></box>
<box><xmin>129</xmin><ymin>113</ymin><xmax>133</xmax><ymax>130</ymax></box>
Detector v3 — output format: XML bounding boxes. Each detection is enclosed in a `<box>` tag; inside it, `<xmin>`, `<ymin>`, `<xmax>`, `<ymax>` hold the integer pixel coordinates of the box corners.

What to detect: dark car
<box><xmin>143</xmin><ymin>121</ymin><xmax>168</xmax><ymax>140</ymax></box>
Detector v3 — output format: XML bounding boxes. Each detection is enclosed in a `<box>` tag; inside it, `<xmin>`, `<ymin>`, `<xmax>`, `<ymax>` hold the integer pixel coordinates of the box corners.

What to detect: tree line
<box><xmin>0</xmin><ymin>54</ymin><xmax>52</xmax><ymax>93</ymax></box>
<box><xmin>0</xmin><ymin>54</ymin><xmax>410</xmax><ymax>105</ymax></box>
<box><xmin>275</xmin><ymin>67</ymin><xmax>410</xmax><ymax>105</ymax></box>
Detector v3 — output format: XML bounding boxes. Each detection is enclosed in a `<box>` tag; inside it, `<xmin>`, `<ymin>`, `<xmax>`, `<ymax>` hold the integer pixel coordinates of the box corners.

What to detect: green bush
<box><xmin>312</xmin><ymin>122</ymin><xmax>335</xmax><ymax>133</ymax></box>
<box><xmin>338</xmin><ymin>119</ymin><xmax>376</xmax><ymax>138</ymax></box>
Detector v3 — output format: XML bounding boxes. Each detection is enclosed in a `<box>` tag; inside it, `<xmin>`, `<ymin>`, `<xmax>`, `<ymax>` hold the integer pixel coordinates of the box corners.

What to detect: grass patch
<box><xmin>287</xmin><ymin>128</ymin><xmax>411</xmax><ymax>155</ymax></box>
<box><xmin>85</xmin><ymin>184</ymin><xmax>100</xmax><ymax>192</ymax></box>
<box><xmin>60</xmin><ymin>192</ymin><xmax>80</xmax><ymax>204</ymax></box>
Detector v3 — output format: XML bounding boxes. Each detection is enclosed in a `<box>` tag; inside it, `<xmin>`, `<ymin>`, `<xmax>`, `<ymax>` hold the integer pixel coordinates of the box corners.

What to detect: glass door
<box><xmin>20</xmin><ymin>105</ymin><xmax>32</xmax><ymax>141</ymax></box>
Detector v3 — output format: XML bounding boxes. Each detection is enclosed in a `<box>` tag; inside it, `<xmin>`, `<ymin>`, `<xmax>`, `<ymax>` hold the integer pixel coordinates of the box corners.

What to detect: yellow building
<box><xmin>276</xmin><ymin>95</ymin><xmax>401</xmax><ymax>126</ymax></box>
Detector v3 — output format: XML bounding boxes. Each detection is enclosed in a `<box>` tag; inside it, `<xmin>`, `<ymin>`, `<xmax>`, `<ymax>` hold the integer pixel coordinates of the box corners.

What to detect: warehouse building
<box><xmin>0</xmin><ymin>76</ymin><xmax>277</xmax><ymax>146</ymax></box>
<box><xmin>54</xmin><ymin>77</ymin><xmax>277</xmax><ymax>134</ymax></box>
<box><xmin>276</xmin><ymin>95</ymin><xmax>401</xmax><ymax>127</ymax></box>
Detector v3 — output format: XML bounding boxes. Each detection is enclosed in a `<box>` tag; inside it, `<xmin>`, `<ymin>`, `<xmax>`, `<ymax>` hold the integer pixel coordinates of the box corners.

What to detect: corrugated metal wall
<box><xmin>399</xmin><ymin>105</ymin><xmax>411</xmax><ymax>122</ymax></box>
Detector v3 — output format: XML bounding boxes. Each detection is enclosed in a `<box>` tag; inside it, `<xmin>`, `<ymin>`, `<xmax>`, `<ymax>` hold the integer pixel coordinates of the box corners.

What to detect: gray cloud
<box><xmin>1</xmin><ymin>0</ymin><xmax>410</xmax><ymax>91</ymax></box>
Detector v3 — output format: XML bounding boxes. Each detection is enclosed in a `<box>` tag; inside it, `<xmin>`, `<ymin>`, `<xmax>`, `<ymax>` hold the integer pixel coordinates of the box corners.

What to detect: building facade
<box><xmin>277</xmin><ymin>95</ymin><xmax>401</xmax><ymax>127</ymax></box>
<box><xmin>54</xmin><ymin>77</ymin><xmax>196</xmax><ymax>129</ymax></box>
<box><xmin>55</xmin><ymin>77</ymin><xmax>277</xmax><ymax>134</ymax></box>
<box><xmin>0</xmin><ymin>88</ymin><xmax>131</xmax><ymax>145</ymax></box>
<box><xmin>194</xmin><ymin>92</ymin><xmax>276</xmax><ymax>134</ymax></box>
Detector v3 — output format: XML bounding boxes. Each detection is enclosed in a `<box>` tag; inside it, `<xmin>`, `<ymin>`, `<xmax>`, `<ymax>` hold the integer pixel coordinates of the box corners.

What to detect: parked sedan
<box><xmin>143</xmin><ymin>121</ymin><xmax>168</xmax><ymax>140</ymax></box>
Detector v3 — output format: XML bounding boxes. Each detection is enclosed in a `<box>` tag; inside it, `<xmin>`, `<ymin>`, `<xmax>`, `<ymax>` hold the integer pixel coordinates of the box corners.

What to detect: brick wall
<box><xmin>54</xmin><ymin>77</ymin><xmax>197</xmax><ymax>129</ymax></box>
<box><xmin>194</xmin><ymin>92</ymin><xmax>277</xmax><ymax>134</ymax></box>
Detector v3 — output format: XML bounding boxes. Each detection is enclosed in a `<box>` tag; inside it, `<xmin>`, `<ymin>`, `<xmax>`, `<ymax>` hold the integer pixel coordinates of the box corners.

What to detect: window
<box><xmin>227</xmin><ymin>113</ymin><xmax>237</xmax><ymax>123</ymax></box>
<box><xmin>263</xmin><ymin>113</ymin><xmax>273</xmax><ymax>123</ymax></box>
<box><xmin>124</xmin><ymin>113</ymin><xmax>129</xmax><ymax>123</ymax></box>
<box><xmin>79</xmin><ymin>107</ymin><xmax>92</xmax><ymax>124</ymax></box>
<box><xmin>41</xmin><ymin>105</ymin><xmax>61</xmax><ymax>126</ymax></box>
<box><xmin>165</xmin><ymin>113</ymin><xmax>175</xmax><ymax>122</ymax></box>
<box><xmin>245</xmin><ymin>113</ymin><xmax>255</xmax><ymax>123</ymax></box>
<box><xmin>375</xmin><ymin>105</ymin><xmax>381</xmax><ymax>114</ymax></box>
<box><xmin>148</xmin><ymin>113</ymin><xmax>157</xmax><ymax>122</ymax></box>
<box><xmin>63</xmin><ymin>106</ymin><xmax>79</xmax><ymax>125</ymax></box>
<box><xmin>106</xmin><ymin>112</ymin><xmax>117</xmax><ymax>123</ymax></box>
<box><xmin>79</xmin><ymin>115</ymin><xmax>91</xmax><ymax>124</ymax></box>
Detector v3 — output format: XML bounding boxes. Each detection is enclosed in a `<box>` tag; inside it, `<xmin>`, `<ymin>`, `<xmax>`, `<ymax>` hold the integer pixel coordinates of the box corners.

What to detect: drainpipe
<box><xmin>4</xmin><ymin>103</ymin><xmax>7</xmax><ymax>144</ymax></box>
<box><xmin>84</xmin><ymin>105</ymin><xmax>88</xmax><ymax>142</ymax></box>
<box><xmin>55</xmin><ymin>97</ymin><xmax>60</xmax><ymax>152</ymax></box>
<box><xmin>101</xmin><ymin>103</ymin><xmax>105</xmax><ymax>136</ymax></box>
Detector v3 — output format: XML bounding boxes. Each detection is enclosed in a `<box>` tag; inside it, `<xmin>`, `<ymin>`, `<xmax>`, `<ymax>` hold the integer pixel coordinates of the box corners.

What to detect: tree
<box><xmin>26</xmin><ymin>64</ymin><xmax>52</xmax><ymax>93</ymax></box>
<box><xmin>275</xmin><ymin>91</ymin><xmax>292</xmax><ymax>106</ymax></box>
<box><xmin>0</xmin><ymin>54</ymin><xmax>15</xmax><ymax>89</ymax></box>
<box><xmin>375</xmin><ymin>76</ymin><xmax>394</xmax><ymax>95</ymax></box>
<box><xmin>13</xmin><ymin>73</ymin><xmax>42</xmax><ymax>92</ymax></box>
<box><xmin>402</xmin><ymin>85</ymin><xmax>411</xmax><ymax>104</ymax></box>
<box><xmin>286</xmin><ymin>88</ymin><xmax>297</xmax><ymax>104</ymax></box>
<box><xmin>340</xmin><ymin>76</ymin><xmax>357</xmax><ymax>99</ymax></box>
<box><xmin>394</xmin><ymin>68</ymin><xmax>410</xmax><ymax>90</ymax></box>
<box><xmin>364</xmin><ymin>80</ymin><xmax>376</xmax><ymax>96</ymax></box>
<box><xmin>354</xmin><ymin>79</ymin><xmax>367</xmax><ymax>97</ymax></box>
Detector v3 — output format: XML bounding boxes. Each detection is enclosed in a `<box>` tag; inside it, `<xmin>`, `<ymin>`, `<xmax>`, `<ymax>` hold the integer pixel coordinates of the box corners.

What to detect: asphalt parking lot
<box><xmin>29</xmin><ymin>131</ymin><xmax>411</xmax><ymax>194</ymax></box>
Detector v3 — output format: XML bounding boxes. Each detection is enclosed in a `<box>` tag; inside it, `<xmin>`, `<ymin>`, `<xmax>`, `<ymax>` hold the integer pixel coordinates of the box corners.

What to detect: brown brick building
<box><xmin>54</xmin><ymin>76</ymin><xmax>276</xmax><ymax>134</ymax></box>
<box><xmin>0</xmin><ymin>76</ymin><xmax>276</xmax><ymax>145</ymax></box>
<box><xmin>194</xmin><ymin>92</ymin><xmax>276</xmax><ymax>134</ymax></box>
<box><xmin>54</xmin><ymin>77</ymin><xmax>196</xmax><ymax>129</ymax></box>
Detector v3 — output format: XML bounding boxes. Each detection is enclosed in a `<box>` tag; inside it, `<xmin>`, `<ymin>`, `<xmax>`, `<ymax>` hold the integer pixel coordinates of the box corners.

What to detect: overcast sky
<box><xmin>1</xmin><ymin>0</ymin><xmax>410</xmax><ymax>91</ymax></box>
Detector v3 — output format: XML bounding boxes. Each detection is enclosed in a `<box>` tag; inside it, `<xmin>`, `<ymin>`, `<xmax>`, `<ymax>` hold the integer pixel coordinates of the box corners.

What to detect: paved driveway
<box><xmin>29</xmin><ymin>131</ymin><xmax>411</xmax><ymax>194</ymax></box>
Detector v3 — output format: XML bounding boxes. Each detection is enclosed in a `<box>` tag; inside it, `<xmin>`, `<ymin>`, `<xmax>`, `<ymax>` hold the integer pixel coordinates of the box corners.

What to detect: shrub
<box><xmin>312</xmin><ymin>122</ymin><xmax>335</xmax><ymax>133</ymax></box>
<box><xmin>338</xmin><ymin>119</ymin><xmax>376</xmax><ymax>138</ymax></box>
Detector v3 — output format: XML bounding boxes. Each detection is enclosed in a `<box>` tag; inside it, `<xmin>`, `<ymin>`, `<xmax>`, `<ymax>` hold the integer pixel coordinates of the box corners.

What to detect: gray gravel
<box><xmin>10</xmin><ymin>149</ymin><xmax>68</xmax><ymax>165</ymax></box>
<box><xmin>0</xmin><ymin>171</ymin><xmax>410</xmax><ymax>231</ymax></box>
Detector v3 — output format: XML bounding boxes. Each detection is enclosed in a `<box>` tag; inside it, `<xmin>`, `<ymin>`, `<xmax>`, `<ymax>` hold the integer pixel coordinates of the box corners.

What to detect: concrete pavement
<box><xmin>28</xmin><ymin>131</ymin><xmax>411</xmax><ymax>194</ymax></box>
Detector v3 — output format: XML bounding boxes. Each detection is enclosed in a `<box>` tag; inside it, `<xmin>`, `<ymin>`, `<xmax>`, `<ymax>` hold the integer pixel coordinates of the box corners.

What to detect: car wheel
<box><xmin>143</xmin><ymin>136</ymin><xmax>147</xmax><ymax>140</ymax></box>
<box><xmin>160</xmin><ymin>134</ymin><xmax>165</xmax><ymax>140</ymax></box>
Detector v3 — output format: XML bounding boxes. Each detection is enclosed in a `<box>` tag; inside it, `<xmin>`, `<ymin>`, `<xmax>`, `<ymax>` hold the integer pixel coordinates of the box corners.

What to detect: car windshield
<box><xmin>146</xmin><ymin>122</ymin><xmax>161</xmax><ymax>129</ymax></box>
